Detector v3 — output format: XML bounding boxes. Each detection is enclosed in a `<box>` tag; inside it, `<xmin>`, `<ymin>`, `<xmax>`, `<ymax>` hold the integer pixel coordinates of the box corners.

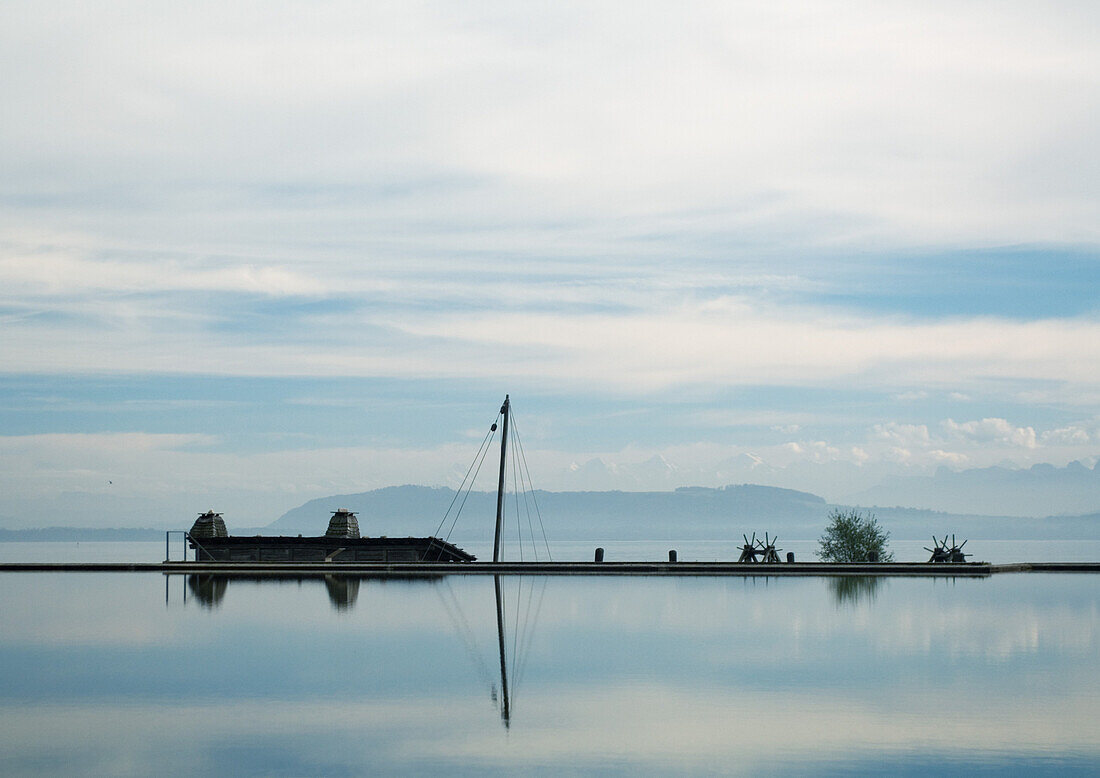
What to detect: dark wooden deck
<box><xmin>3</xmin><ymin>561</ymin><xmax>1098</xmax><ymax>575</ymax></box>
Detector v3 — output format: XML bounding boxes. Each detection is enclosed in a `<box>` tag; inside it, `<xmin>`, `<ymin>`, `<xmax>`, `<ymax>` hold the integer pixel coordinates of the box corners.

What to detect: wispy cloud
<box><xmin>1</xmin><ymin>2</ymin><xmax>1098</xmax><ymax>247</ymax></box>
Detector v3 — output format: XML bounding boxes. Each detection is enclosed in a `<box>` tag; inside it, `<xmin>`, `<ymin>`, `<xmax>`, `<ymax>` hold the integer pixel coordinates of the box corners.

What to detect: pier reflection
<box><xmin>172</xmin><ymin>572</ymin><xmax>546</xmax><ymax>728</ymax></box>
<box><xmin>180</xmin><ymin>573</ymin><xmax>439</xmax><ymax>610</ymax></box>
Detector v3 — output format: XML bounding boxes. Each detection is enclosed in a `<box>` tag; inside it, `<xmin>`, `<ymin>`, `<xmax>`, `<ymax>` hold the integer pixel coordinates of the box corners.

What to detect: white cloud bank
<box><xmin>0</xmin><ymin>0</ymin><xmax>1098</xmax><ymax>248</ymax></box>
<box><xmin>3</xmin><ymin>281</ymin><xmax>1098</xmax><ymax>403</ymax></box>
<box><xmin>0</xmin><ymin>1</ymin><xmax>1097</xmax><ymax>400</ymax></box>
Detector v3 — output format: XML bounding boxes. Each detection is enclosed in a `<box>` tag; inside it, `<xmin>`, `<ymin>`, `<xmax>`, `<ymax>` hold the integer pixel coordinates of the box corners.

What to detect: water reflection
<box><xmin>182</xmin><ymin>573</ymin><xmax>428</xmax><ymax>611</ymax></box>
<box><xmin>5</xmin><ymin>573</ymin><xmax>1098</xmax><ymax>775</ymax></box>
<box><xmin>175</xmin><ymin>573</ymin><xmax>547</xmax><ymax>729</ymax></box>
<box><xmin>323</xmin><ymin>575</ymin><xmax>360</xmax><ymax>610</ymax></box>
<box><xmin>829</xmin><ymin>575</ymin><xmax>883</xmax><ymax>606</ymax></box>
<box><xmin>186</xmin><ymin>574</ymin><xmax>228</xmax><ymax>608</ymax></box>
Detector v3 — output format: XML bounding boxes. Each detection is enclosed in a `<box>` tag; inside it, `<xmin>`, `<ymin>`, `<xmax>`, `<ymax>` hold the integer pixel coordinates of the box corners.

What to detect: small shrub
<box><xmin>818</xmin><ymin>508</ymin><xmax>894</xmax><ymax>562</ymax></box>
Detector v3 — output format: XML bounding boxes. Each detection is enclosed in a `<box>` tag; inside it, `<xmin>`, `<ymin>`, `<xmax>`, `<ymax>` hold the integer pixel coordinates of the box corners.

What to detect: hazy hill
<box><xmin>846</xmin><ymin>460</ymin><xmax>1100</xmax><ymax>517</ymax></box>
<box><xmin>266</xmin><ymin>484</ymin><xmax>829</xmax><ymax>541</ymax></box>
<box><xmin>264</xmin><ymin>484</ymin><xmax>1100</xmax><ymax>541</ymax></box>
<box><xmin>3</xmin><ymin>487</ymin><xmax>1098</xmax><ymax>541</ymax></box>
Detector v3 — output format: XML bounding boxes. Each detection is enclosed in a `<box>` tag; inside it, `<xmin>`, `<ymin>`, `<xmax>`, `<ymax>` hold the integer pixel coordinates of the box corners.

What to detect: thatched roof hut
<box><xmin>325</xmin><ymin>508</ymin><xmax>360</xmax><ymax>539</ymax></box>
<box><xmin>190</xmin><ymin>510</ymin><xmax>228</xmax><ymax>538</ymax></box>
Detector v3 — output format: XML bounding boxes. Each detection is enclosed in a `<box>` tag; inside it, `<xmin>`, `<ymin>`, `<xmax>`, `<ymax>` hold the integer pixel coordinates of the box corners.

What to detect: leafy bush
<box><xmin>817</xmin><ymin>509</ymin><xmax>894</xmax><ymax>562</ymax></box>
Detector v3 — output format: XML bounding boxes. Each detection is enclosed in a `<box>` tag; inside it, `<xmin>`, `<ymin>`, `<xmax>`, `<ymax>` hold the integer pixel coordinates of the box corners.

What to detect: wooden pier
<box><xmin>2</xmin><ymin>560</ymin><xmax>1097</xmax><ymax>576</ymax></box>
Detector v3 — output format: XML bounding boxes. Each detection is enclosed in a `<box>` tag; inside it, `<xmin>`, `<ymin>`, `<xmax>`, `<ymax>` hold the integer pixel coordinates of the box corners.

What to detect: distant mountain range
<box><xmin>845</xmin><ymin>460</ymin><xmax>1100</xmax><ymax>517</ymax></box>
<box><xmin>3</xmin><ymin>456</ymin><xmax>1098</xmax><ymax>535</ymax></box>
<box><xmin>265</xmin><ymin>483</ymin><xmax>1100</xmax><ymax>541</ymax></box>
<box><xmin>4</xmin><ymin>481</ymin><xmax>1098</xmax><ymax>541</ymax></box>
<box><xmin>546</xmin><ymin>456</ymin><xmax>1100</xmax><ymax>519</ymax></box>
<box><xmin>550</xmin><ymin>453</ymin><xmax>871</xmax><ymax>497</ymax></box>
<box><xmin>267</xmin><ymin>483</ymin><xmax>828</xmax><ymax>541</ymax></box>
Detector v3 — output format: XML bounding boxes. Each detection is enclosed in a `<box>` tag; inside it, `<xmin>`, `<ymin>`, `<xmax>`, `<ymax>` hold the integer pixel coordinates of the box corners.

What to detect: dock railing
<box><xmin>165</xmin><ymin>530</ymin><xmax>213</xmax><ymax>562</ymax></box>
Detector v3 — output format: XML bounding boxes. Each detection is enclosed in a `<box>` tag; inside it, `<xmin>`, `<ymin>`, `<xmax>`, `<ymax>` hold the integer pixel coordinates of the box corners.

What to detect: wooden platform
<box><xmin>2</xmin><ymin>561</ymin><xmax>1098</xmax><ymax>576</ymax></box>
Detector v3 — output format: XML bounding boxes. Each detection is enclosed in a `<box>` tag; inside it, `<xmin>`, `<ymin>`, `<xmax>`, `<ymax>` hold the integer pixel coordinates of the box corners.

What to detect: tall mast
<box><xmin>493</xmin><ymin>395</ymin><xmax>510</xmax><ymax>563</ymax></box>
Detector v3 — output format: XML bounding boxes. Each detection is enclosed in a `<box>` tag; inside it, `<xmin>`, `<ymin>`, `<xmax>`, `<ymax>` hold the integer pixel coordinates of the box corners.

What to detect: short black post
<box><xmin>786</xmin><ymin>551</ymin><xmax>795</xmax><ymax>563</ymax></box>
<box><xmin>867</xmin><ymin>550</ymin><xmax>879</xmax><ymax>563</ymax></box>
<box><xmin>668</xmin><ymin>550</ymin><xmax>677</xmax><ymax>562</ymax></box>
<box><xmin>594</xmin><ymin>547</ymin><xmax>604</xmax><ymax>562</ymax></box>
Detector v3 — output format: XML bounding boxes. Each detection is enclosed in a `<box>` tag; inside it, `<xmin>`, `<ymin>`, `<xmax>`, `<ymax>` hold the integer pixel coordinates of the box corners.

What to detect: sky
<box><xmin>1</xmin><ymin>1</ymin><xmax>1099</xmax><ymax>528</ymax></box>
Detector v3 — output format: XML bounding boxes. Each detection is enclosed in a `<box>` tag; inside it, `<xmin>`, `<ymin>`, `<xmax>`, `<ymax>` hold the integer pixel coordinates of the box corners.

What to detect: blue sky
<box><xmin>1</xmin><ymin>1</ymin><xmax>1099</xmax><ymax>527</ymax></box>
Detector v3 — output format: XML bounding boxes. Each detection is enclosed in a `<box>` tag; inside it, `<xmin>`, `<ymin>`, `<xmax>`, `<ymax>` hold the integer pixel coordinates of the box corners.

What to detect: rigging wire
<box><xmin>434</xmin><ymin>579</ymin><xmax>495</xmax><ymax>695</ymax></box>
<box><xmin>518</xmin><ymin>440</ymin><xmax>540</xmax><ymax>563</ymax></box>
<box><xmin>513</xmin><ymin>576</ymin><xmax>548</xmax><ymax>691</ymax></box>
<box><xmin>443</xmin><ymin>434</ymin><xmax>497</xmax><ymax>544</ymax></box>
<box><xmin>508</xmin><ymin>408</ymin><xmax>539</xmax><ymax>563</ymax></box>
<box><xmin>511</xmin><ymin>421</ymin><xmax>524</xmax><ymax>563</ymax></box>
<box><xmin>434</xmin><ymin>412</ymin><xmax>501</xmax><ymax>560</ymax></box>
<box><xmin>433</xmin><ymin>414</ymin><xmax>499</xmax><ymax>539</ymax></box>
<box><xmin>511</xmin><ymin>414</ymin><xmax>552</xmax><ymax>562</ymax></box>
<box><xmin>423</xmin><ymin>398</ymin><xmax>558</xmax><ymax>722</ymax></box>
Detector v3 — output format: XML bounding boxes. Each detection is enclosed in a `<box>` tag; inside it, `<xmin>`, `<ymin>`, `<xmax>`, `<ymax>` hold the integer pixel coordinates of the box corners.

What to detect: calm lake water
<box><xmin>1</xmin><ymin>566</ymin><xmax>1098</xmax><ymax>775</ymax></box>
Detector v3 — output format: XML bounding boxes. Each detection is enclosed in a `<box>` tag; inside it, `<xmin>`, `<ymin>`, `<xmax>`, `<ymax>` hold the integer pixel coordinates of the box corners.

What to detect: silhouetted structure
<box><xmin>738</xmin><ymin>532</ymin><xmax>784</xmax><ymax>562</ymax></box>
<box><xmin>925</xmin><ymin>535</ymin><xmax>970</xmax><ymax>563</ymax></box>
<box><xmin>325</xmin><ymin>508</ymin><xmax>360</xmax><ymax>539</ymax></box>
<box><xmin>187</xmin><ymin>509</ymin><xmax>474</xmax><ymax>562</ymax></box>
<box><xmin>738</xmin><ymin>533</ymin><xmax>761</xmax><ymax>562</ymax></box>
<box><xmin>189</xmin><ymin>510</ymin><xmax>228</xmax><ymax>539</ymax></box>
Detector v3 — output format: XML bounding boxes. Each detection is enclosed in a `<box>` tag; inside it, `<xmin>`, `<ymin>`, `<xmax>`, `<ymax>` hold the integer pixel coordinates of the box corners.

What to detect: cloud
<box><xmin>929</xmin><ymin>449</ymin><xmax>969</xmax><ymax>465</ymax></box>
<box><xmin>871</xmin><ymin>423</ymin><xmax>932</xmax><ymax>448</ymax></box>
<box><xmin>0</xmin><ymin>3</ymin><xmax>1097</xmax><ymax>402</ymax></box>
<box><xmin>893</xmin><ymin>391</ymin><xmax>929</xmax><ymax>402</ymax></box>
<box><xmin>0</xmin><ymin>249</ymin><xmax>328</xmax><ymax>298</ymax></box>
<box><xmin>0</xmin><ymin>1</ymin><xmax>1098</xmax><ymax>247</ymax></box>
<box><xmin>1041</xmin><ymin>421</ymin><xmax>1100</xmax><ymax>446</ymax></box>
<box><xmin>0</xmin><ymin>432</ymin><xmax>216</xmax><ymax>456</ymax></box>
<box><xmin>942</xmin><ymin>418</ymin><xmax>1038</xmax><ymax>449</ymax></box>
<box><xmin>771</xmin><ymin>424</ymin><xmax>802</xmax><ymax>434</ymax></box>
<box><xmin>883</xmin><ymin>447</ymin><xmax>913</xmax><ymax>464</ymax></box>
<box><xmin>5</xmin><ymin>247</ymin><xmax>1100</xmax><ymax>399</ymax></box>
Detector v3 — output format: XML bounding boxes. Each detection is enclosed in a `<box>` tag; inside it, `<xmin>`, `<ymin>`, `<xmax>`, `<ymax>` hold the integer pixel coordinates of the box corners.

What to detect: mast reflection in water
<box><xmin>175</xmin><ymin>573</ymin><xmax>547</xmax><ymax>728</ymax></box>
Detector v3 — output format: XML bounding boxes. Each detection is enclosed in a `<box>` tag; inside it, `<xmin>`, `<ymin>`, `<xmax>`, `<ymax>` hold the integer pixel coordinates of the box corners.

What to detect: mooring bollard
<box><xmin>786</xmin><ymin>551</ymin><xmax>795</xmax><ymax>563</ymax></box>
<box><xmin>594</xmin><ymin>547</ymin><xmax>604</xmax><ymax>562</ymax></box>
<box><xmin>669</xmin><ymin>550</ymin><xmax>677</xmax><ymax>562</ymax></box>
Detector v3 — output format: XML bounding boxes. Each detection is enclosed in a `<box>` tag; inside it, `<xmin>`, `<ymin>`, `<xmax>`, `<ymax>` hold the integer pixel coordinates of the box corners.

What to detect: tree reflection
<box><xmin>829</xmin><ymin>575</ymin><xmax>882</xmax><ymax>606</ymax></box>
